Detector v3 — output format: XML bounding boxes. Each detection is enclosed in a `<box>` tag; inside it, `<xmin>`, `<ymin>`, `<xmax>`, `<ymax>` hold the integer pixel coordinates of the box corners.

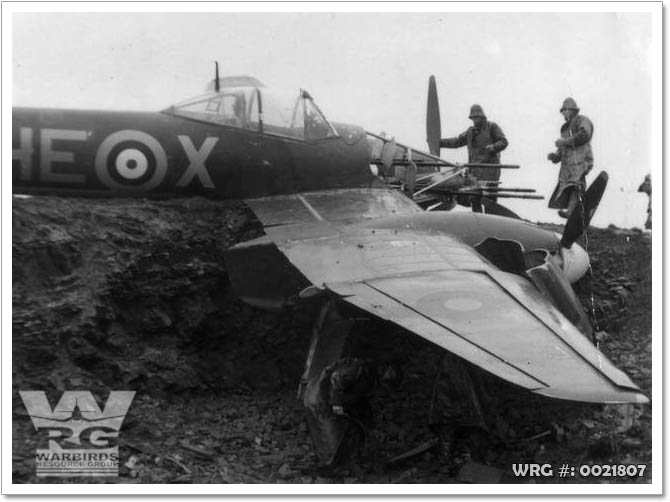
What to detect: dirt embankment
<box><xmin>12</xmin><ymin>197</ymin><xmax>314</xmax><ymax>396</ymax></box>
<box><xmin>12</xmin><ymin>197</ymin><xmax>652</xmax><ymax>484</ymax></box>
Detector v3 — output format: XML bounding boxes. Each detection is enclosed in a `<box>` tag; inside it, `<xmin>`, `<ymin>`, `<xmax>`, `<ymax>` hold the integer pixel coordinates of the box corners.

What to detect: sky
<box><xmin>10</xmin><ymin>7</ymin><xmax>658</xmax><ymax>229</ymax></box>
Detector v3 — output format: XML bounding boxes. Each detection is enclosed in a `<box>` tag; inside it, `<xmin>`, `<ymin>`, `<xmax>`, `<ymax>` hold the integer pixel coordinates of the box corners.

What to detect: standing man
<box><xmin>440</xmin><ymin>104</ymin><xmax>508</xmax><ymax>183</ymax></box>
<box><xmin>547</xmin><ymin>98</ymin><xmax>594</xmax><ymax>218</ymax></box>
<box><xmin>638</xmin><ymin>174</ymin><xmax>651</xmax><ymax>230</ymax></box>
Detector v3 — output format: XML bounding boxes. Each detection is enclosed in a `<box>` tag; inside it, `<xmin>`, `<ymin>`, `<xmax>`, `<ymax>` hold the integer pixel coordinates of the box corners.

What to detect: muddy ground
<box><xmin>11</xmin><ymin>196</ymin><xmax>652</xmax><ymax>485</ymax></box>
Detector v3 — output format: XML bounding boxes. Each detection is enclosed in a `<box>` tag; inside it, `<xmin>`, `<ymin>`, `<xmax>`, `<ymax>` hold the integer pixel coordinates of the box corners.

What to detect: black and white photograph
<box><xmin>4</xmin><ymin>2</ymin><xmax>661</xmax><ymax>495</ymax></box>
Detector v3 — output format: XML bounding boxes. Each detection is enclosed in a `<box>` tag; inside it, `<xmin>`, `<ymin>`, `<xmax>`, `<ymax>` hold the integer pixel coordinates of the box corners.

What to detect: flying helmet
<box><xmin>560</xmin><ymin>97</ymin><xmax>580</xmax><ymax>113</ymax></box>
<box><xmin>468</xmin><ymin>104</ymin><xmax>486</xmax><ymax>119</ymax></box>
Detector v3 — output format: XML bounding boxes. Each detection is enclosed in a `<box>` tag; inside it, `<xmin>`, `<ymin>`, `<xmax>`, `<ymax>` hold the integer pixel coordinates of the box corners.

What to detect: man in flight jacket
<box><xmin>440</xmin><ymin>104</ymin><xmax>509</xmax><ymax>183</ymax></box>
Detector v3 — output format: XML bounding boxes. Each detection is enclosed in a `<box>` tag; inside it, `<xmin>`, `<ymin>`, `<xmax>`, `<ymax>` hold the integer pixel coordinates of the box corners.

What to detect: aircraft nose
<box><xmin>561</xmin><ymin>241</ymin><xmax>590</xmax><ymax>283</ymax></box>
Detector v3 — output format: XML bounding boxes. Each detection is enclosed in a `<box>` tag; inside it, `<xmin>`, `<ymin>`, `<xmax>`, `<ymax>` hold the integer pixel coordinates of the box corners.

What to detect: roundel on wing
<box><xmin>442</xmin><ymin>297</ymin><xmax>483</xmax><ymax>312</ymax></box>
<box><xmin>417</xmin><ymin>289</ymin><xmax>499</xmax><ymax>322</ymax></box>
<box><xmin>95</xmin><ymin>130</ymin><xmax>168</xmax><ymax>191</ymax></box>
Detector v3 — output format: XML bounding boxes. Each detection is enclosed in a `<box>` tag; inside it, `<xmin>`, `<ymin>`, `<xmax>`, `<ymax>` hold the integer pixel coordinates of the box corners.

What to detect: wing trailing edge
<box><xmin>326</xmin><ymin>270</ymin><xmax>647</xmax><ymax>405</ymax></box>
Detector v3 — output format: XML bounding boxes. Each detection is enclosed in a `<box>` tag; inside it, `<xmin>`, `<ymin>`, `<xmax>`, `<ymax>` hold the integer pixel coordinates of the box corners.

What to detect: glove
<box><xmin>484</xmin><ymin>144</ymin><xmax>496</xmax><ymax>152</ymax></box>
<box><xmin>332</xmin><ymin>405</ymin><xmax>344</xmax><ymax>416</ymax></box>
<box><xmin>547</xmin><ymin>152</ymin><xmax>560</xmax><ymax>163</ymax></box>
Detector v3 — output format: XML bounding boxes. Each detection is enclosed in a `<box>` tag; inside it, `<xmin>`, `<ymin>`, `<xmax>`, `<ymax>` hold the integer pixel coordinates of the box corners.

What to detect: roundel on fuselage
<box><xmin>95</xmin><ymin>130</ymin><xmax>167</xmax><ymax>191</ymax></box>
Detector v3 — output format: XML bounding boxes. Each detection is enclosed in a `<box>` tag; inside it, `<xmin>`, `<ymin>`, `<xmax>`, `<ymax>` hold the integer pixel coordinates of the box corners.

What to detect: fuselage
<box><xmin>12</xmin><ymin>84</ymin><xmax>590</xmax><ymax>285</ymax></box>
<box><xmin>12</xmin><ymin>85</ymin><xmax>375</xmax><ymax>199</ymax></box>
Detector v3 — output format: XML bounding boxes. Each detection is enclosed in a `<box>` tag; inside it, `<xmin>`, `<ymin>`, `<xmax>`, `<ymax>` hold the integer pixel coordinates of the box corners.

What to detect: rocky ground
<box><xmin>11</xmin><ymin>196</ymin><xmax>652</xmax><ymax>485</ymax></box>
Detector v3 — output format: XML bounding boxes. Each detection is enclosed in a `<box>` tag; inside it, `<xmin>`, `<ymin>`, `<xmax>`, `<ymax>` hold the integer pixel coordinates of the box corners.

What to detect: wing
<box><xmin>245</xmin><ymin>189</ymin><xmax>648</xmax><ymax>404</ymax></box>
<box><xmin>245</xmin><ymin>187</ymin><xmax>422</xmax><ymax>227</ymax></box>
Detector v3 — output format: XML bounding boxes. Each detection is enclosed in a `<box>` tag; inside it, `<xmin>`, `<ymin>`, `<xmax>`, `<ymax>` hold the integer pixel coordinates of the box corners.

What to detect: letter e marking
<box><xmin>40</xmin><ymin>129</ymin><xmax>87</xmax><ymax>184</ymax></box>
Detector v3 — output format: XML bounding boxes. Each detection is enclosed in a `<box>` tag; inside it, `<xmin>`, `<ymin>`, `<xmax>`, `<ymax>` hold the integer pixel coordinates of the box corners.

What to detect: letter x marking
<box><xmin>176</xmin><ymin>136</ymin><xmax>218</xmax><ymax>189</ymax></box>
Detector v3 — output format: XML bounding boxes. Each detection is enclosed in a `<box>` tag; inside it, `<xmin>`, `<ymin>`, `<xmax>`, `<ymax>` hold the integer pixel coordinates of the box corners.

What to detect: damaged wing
<box><xmin>245</xmin><ymin>189</ymin><xmax>648</xmax><ymax>405</ymax></box>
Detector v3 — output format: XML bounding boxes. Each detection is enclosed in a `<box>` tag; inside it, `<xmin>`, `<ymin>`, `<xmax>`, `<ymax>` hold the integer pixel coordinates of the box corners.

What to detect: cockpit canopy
<box><xmin>164</xmin><ymin>86</ymin><xmax>339</xmax><ymax>141</ymax></box>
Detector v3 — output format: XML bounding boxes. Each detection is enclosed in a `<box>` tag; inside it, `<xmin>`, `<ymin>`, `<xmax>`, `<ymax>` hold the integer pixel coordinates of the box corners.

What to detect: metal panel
<box><xmin>330</xmin><ymin>270</ymin><xmax>647</xmax><ymax>404</ymax></box>
<box><xmin>337</xmin><ymin>284</ymin><xmax>544</xmax><ymax>391</ymax></box>
<box><xmin>263</xmin><ymin>226</ymin><xmax>487</xmax><ymax>287</ymax></box>
<box><xmin>246</xmin><ymin>188</ymin><xmax>421</xmax><ymax>227</ymax></box>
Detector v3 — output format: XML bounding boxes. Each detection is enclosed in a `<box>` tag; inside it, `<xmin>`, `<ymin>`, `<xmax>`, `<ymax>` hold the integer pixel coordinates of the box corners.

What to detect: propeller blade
<box><xmin>403</xmin><ymin>161</ymin><xmax>417</xmax><ymax>196</ymax></box>
<box><xmin>480</xmin><ymin>197</ymin><xmax>522</xmax><ymax>219</ymax></box>
<box><xmin>426</xmin><ymin>75</ymin><xmax>441</xmax><ymax>156</ymax></box>
<box><xmin>560</xmin><ymin>171</ymin><xmax>609</xmax><ymax>248</ymax></box>
<box><xmin>381</xmin><ymin>137</ymin><xmax>397</xmax><ymax>171</ymax></box>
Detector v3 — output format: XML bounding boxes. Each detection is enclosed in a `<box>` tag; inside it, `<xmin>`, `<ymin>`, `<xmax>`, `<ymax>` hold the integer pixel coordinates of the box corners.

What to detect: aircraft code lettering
<box><xmin>12</xmin><ymin>127</ymin><xmax>34</xmax><ymax>181</ymax></box>
<box><xmin>176</xmin><ymin>136</ymin><xmax>218</xmax><ymax>189</ymax></box>
<box><xmin>13</xmin><ymin>128</ymin><xmax>218</xmax><ymax>190</ymax></box>
<box><xmin>41</xmin><ymin>129</ymin><xmax>88</xmax><ymax>184</ymax></box>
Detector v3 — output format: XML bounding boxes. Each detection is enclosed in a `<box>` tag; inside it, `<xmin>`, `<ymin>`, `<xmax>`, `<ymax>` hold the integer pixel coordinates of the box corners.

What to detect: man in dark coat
<box><xmin>638</xmin><ymin>174</ymin><xmax>651</xmax><ymax>230</ymax></box>
<box><xmin>440</xmin><ymin>104</ymin><xmax>508</xmax><ymax>183</ymax></box>
<box><xmin>547</xmin><ymin>97</ymin><xmax>594</xmax><ymax>218</ymax></box>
